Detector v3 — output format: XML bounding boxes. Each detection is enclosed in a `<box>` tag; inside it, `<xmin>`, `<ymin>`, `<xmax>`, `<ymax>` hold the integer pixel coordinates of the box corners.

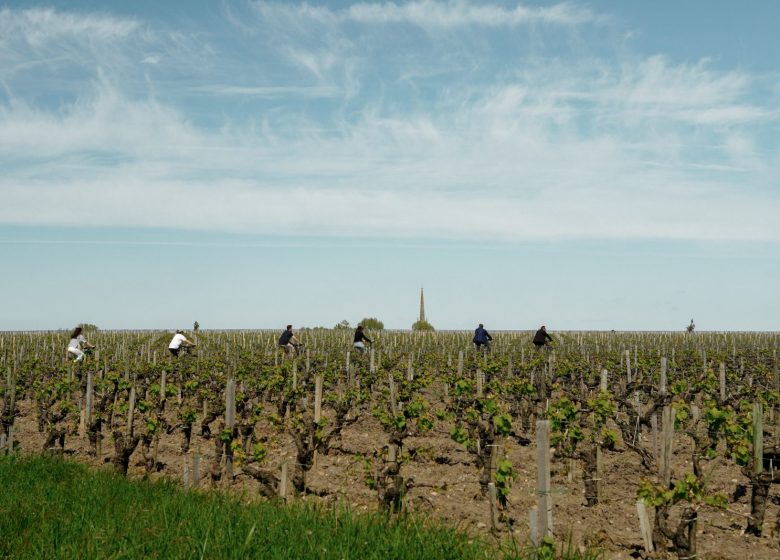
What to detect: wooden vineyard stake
<box><xmin>126</xmin><ymin>387</ymin><xmax>136</xmax><ymax>438</ymax></box>
<box><xmin>487</xmin><ymin>483</ymin><xmax>499</xmax><ymax>531</ymax></box>
<box><xmin>634</xmin><ymin>345</ymin><xmax>638</xmax><ymax>373</ymax></box>
<box><xmin>660</xmin><ymin>357</ymin><xmax>667</xmax><ymax>396</ymax></box>
<box><xmin>192</xmin><ymin>450</ymin><xmax>201</xmax><ymax>488</ymax></box>
<box><xmin>625</xmin><ymin>350</ymin><xmax>632</xmax><ymax>384</ymax></box>
<box><xmin>651</xmin><ymin>414</ymin><xmax>658</xmax><ymax>461</ymax></box>
<box><xmin>536</xmin><ymin>420</ymin><xmax>553</xmax><ymax>539</ymax></box>
<box><xmin>600</xmin><ymin>369</ymin><xmax>608</xmax><ymax>392</ymax></box>
<box><xmin>225</xmin><ymin>378</ymin><xmax>236</xmax><ymax>428</ymax></box>
<box><xmin>661</xmin><ymin>405</ymin><xmax>674</xmax><ymax>487</ymax></box>
<box><xmin>388</xmin><ymin>375</ymin><xmax>398</xmax><ymax>416</ymax></box>
<box><xmin>719</xmin><ymin>363</ymin><xmax>726</xmax><ymax>402</ymax></box>
<box><xmin>183</xmin><ymin>454</ymin><xmax>190</xmax><ymax>488</ymax></box>
<box><xmin>476</xmin><ymin>369</ymin><xmax>484</xmax><ymax>397</ymax></box>
<box><xmin>636</xmin><ymin>500</ymin><xmax>654</xmax><ymax>552</ymax></box>
<box><xmin>529</xmin><ymin>505</ymin><xmax>539</xmax><ymax>546</ymax></box>
<box><xmin>279</xmin><ymin>462</ymin><xmax>289</xmax><ymax>501</ymax></box>
<box><xmin>407</xmin><ymin>356</ymin><xmax>414</xmax><ymax>382</ymax></box>
<box><xmin>753</xmin><ymin>403</ymin><xmax>763</xmax><ymax>474</ymax></box>
<box><xmin>457</xmin><ymin>351</ymin><xmax>464</xmax><ymax>376</ymax></box>
<box><xmin>314</xmin><ymin>375</ymin><xmax>323</xmax><ymax>423</ymax></box>
<box><xmin>160</xmin><ymin>370</ymin><xmax>167</xmax><ymax>404</ymax></box>
<box><xmin>224</xmin><ymin>377</ymin><xmax>236</xmax><ymax>480</ymax></box>
<box><xmin>84</xmin><ymin>370</ymin><xmax>94</xmax><ymax>440</ymax></box>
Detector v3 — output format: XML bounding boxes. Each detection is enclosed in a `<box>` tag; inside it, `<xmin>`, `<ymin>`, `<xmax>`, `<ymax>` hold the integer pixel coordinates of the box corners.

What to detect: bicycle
<box><xmin>280</xmin><ymin>342</ymin><xmax>305</xmax><ymax>358</ymax></box>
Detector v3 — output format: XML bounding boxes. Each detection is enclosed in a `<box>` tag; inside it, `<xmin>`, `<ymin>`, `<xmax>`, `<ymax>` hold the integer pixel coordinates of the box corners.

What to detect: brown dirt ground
<box><xmin>9</xmin><ymin>395</ymin><xmax>780</xmax><ymax>560</ymax></box>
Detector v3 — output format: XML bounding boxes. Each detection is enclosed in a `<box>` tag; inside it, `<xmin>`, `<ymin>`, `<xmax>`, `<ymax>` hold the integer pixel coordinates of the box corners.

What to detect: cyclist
<box><xmin>473</xmin><ymin>323</ymin><xmax>492</xmax><ymax>352</ymax></box>
<box><xmin>168</xmin><ymin>329</ymin><xmax>195</xmax><ymax>357</ymax></box>
<box><xmin>67</xmin><ymin>326</ymin><xmax>95</xmax><ymax>362</ymax></box>
<box><xmin>532</xmin><ymin>325</ymin><xmax>553</xmax><ymax>349</ymax></box>
<box><xmin>279</xmin><ymin>325</ymin><xmax>302</xmax><ymax>357</ymax></box>
<box><xmin>353</xmin><ymin>325</ymin><xmax>373</xmax><ymax>354</ymax></box>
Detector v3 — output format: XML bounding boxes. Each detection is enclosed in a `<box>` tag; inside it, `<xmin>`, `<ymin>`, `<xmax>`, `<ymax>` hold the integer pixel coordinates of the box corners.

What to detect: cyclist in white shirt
<box><xmin>67</xmin><ymin>326</ymin><xmax>94</xmax><ymax>362</ymax></box>
<box><xmin>168</xmin><ymin>330</ymin><xmax>195</xmax><ymax>357</ymax></box>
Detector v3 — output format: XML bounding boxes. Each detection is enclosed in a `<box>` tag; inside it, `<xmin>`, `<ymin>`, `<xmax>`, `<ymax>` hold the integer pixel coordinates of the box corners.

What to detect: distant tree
<box><xmin>334</xmin><ymin>320</ymin><xmax>351</xmax><ymax>330</ymax></box>
<box><xmin>193</xmin><ymin>321</ymin><xmax>200</xmax><ymax>332</ymax></box>
<box><xmin>360</xmin><ymin>317</ymin><xmax>384</xmax><ymax>330</ymax></box>
<box><xmin>411</xmin><ymin>320</ymin><xmax>434</xmax><ymax>332</ymax></box>
<box><xmin>79</xmin><ymin>323</ymin><xmax>99</xmax><ymax>332</ymax></box>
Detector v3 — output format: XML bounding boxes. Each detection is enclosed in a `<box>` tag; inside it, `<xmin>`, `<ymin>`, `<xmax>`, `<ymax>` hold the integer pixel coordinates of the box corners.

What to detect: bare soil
<box><xmin>10</xmin><ymin>396</ymin><xmax>780</xmax><ymax>560</ymax></box>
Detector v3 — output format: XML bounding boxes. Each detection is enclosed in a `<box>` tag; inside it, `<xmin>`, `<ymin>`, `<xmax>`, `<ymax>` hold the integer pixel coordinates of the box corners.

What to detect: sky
<box><xmin>1</xmin><ymin>1</ymin><xmax>778</xmax><ymax>331</ymax></box>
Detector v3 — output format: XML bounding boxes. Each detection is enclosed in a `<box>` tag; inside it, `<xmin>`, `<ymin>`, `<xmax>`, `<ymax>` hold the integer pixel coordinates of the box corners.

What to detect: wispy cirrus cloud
<box><xmin>0</xmin><ymin>7</ymin><xmax>145</xmax><ymax>76</ymax></box>
<box><xmin>0</xmin><ymin>7</ymin><xmax>140</xmax><ymax>45</ymax></box>
<box><xmin>252</xmin><ymin>0</ymin><xmax>600</xmax><ymax>28</ymax></box>
<box><xmin>1</xmin><ymin>3</ymin><xmax>779</xmax><ymax>243</ymax></box>
<box><xmin>189</xmin><ymin>84</ymin><xmax>341</xmax><ymax>98</ymax></box>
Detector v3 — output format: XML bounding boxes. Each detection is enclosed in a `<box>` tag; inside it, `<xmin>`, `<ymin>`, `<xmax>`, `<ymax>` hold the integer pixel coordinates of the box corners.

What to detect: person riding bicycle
<box><xmin>532</xmin><ymin>325</ymin><xmax>553</xmax><ymax>349</ymax></box>
<box><xmin>67</xmin><ymin>326</ymin><xmax>95</xmax><ymax>362</ymax></box>
<box><xmin>168</xmin><ymin>329</ymin><xmax>195</xmax><ymax>357</ymax></box>
<box><xmin>353</xmin><ymin>325</ymin><xmax>372</xmax><ymax>354</ymax></box>
<box><xmin>279</xmin><ymin>325</ymin><xmax>302</xmax><ymax>357</ymax></box>
<box><xmin>473</xmin><ymin>323</ymin><xmax>493</xmax><ymax>352</ymax></box>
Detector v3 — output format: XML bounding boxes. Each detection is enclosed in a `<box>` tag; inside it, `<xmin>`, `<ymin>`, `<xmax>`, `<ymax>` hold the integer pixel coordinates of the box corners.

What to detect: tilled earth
<box><xmin>9</xmin><ymin>397</ymin><xmax>780</xmax><ymax>560</ymax></box>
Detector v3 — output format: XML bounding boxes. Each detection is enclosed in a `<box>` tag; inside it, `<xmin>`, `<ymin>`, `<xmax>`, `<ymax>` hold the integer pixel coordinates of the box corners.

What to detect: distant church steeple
<box><xmin>419</xmin><ymin>288</ymin><xmax>426</xmax><ymax>323</ymax></box>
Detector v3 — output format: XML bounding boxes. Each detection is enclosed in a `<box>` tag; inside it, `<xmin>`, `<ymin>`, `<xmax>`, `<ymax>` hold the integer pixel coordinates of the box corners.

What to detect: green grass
<box><xmin>0</xmin><ymin>454</ymin><xmax>481</xmax><ymax>559</ymax></box>
<box><xmin>0</xmin><ymin>454</ymin><xmax>599</xmax><ymax>560</ymax></box>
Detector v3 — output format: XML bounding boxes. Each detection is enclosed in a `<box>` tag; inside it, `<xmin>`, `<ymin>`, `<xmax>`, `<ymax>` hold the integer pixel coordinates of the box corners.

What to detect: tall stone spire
<box><xmin>419</xmin><ymin>288</ymin><xmax>426</xmax><ymax>323</ymax></box>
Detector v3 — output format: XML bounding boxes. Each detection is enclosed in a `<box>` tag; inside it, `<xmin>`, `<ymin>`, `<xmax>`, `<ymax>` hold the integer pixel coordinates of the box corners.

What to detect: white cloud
<box><xmin>0</xmin><ymin>7</ymin><xmax>140</xmax><ymax>46</ymax></box>
<box><xmin>2</xmin><ymin>63</ymin><xmax>778</xmax><ymax>240</ymax></box>
<box><xmin>0</xmin><ymin>73</ymin><xmax>204</xmax><ymax>158</ymax></box>
<box><xmin>252</xmin><ymin>1</ymin><xmax>599</xmax><ymax>28</ymax></box>
<box><xmin>1</xmin><ymin>4</ymin><xmax>778</xmax><ymax>243</ymax></box>
<box><xmin>2</xmin><ymin>174</ymin><xmax>777</xmax><ymax>242</ymax></box>
<box><xmin>190</xmin><ymin>85</ymin><xmax>341</xmax><ymax>98</ymax></box>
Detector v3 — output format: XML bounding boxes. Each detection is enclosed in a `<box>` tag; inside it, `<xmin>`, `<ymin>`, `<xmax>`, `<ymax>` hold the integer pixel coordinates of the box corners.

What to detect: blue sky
<box><xmin>1</xmin><ymin>1</ymin><xmax>778</xmax><ymax>331</ymax></box>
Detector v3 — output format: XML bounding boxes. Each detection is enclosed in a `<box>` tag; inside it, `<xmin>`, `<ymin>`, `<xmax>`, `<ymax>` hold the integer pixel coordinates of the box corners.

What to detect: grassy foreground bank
<box><xmin>0</xmin><ymin>455</ymin><xmax>596</xmax><ymax>560</ymax></box>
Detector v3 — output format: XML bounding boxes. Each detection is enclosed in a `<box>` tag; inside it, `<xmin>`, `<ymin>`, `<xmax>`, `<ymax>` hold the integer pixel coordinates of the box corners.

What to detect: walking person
<box><xmin>353</xmin><ymin>325</ymin><xmax>373</xmax><ymax>354</ymax></box>
<box><xmin>278</xmin><ymin>325</ymin><xmax>302</xmax><ymax>357</ymax></box>
<box><xmin>67</xmin><ymin>326</ymin><xmax>94</xmax><ymax>362</ymax></box>
<box><xmin>473</xmin><ymin>323</ymin><xmax>493</xmax><ymax>352</ymax></box>
<box><xmin>168</xmin><ymin>329</ymin><xmax>195</xmax><ymax>357</ymax></box>
<box><xmin>532</xmin><ymin>325</ymin><xmax>553</xmax><ymax>349</ymax></box>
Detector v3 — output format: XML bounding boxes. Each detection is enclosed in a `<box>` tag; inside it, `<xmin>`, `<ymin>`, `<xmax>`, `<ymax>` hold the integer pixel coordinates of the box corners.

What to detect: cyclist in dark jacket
<box><xmin>473</xmin><ymin>323</ymin><xmax>493</xmax><ymax>352</ymax></box>
<box><xmin>279</xmin><ymin>325</ymin><xmax>302</xmax><ymax>357</ymax></box>
<box><xmin>533</xmin><ymin>326</ymin><xmax>553</xmax><ymax>348</ymax></box>
<box><xmin>353</xmin><ymin>325</ymin><xmax>372</xmax><ymax>354</ymax></box>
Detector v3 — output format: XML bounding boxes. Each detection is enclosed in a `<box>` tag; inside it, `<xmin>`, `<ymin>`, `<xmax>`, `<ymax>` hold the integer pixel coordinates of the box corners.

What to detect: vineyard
<box><xmin>1</xmin><ymin>329</ymin><xmax>780</xmax><ymax>559</ymax></box>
